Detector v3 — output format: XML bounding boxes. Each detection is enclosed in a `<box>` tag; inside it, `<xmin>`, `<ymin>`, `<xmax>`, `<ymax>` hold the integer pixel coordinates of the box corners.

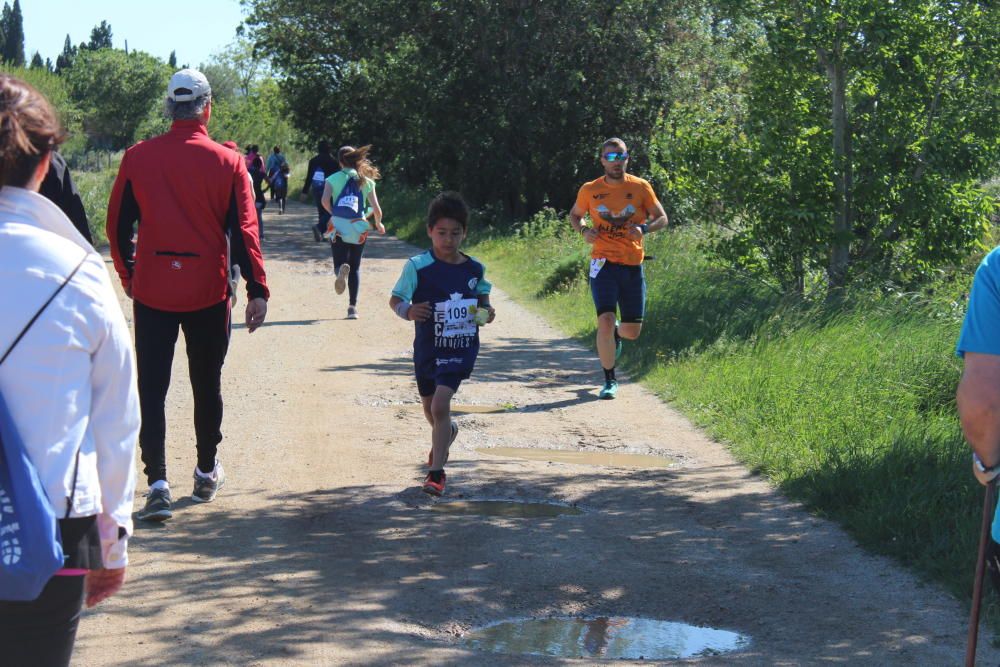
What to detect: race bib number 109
<box><xmin>439</xmin><ymin>296</ymin><xmax>478</xmax><ymax>338</ymax></box>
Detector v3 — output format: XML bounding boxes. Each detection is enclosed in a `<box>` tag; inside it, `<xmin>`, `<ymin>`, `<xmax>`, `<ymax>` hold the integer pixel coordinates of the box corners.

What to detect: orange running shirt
<box><xmin>574</xmin><ymin>173</ymin><xmax>661</xmax><ymax>265</ymax></box>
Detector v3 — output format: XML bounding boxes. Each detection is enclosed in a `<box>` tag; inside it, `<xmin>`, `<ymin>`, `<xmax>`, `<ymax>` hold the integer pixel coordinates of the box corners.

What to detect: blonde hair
<box><xmin>0</xmin><ymin>75</ymin><xmax>65</xmax><ymax>188</ymax></box>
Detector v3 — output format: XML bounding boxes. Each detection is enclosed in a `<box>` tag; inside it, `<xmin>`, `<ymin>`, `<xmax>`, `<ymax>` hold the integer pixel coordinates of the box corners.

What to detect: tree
<box><xmin>87</xmin><ymin>21</ymin><xmax>113</xmax><ymax>50</ymax></box>
<box><xmin>198</xmin><ymin>60</ymin><xmax>241</xmax><ymax>102</ymax></box>
<box><xmin>65</xmin><ymin>49</ymin><xmax>169</xmax><ymax>149</ymax></box>
<box><xmin>246</xmin><ymin>0</ymin><xmax>711</xmax><ymax>217</ymax></box>
<box><xmin>212</xmin><ymin>37</ymin><xmax>267</xmax><ymax>98</ymax></box>
<box><xmin>660</xmin><ymin>0</ymin><xmax>1000</xmax><ymax>293</ymax></box>
<box><xmin>55</xmin><ymin>34</ymin><xmax>76</xmax><ymax>74</ymax></box>
<box><xmin>29</xmin><ymin>50</ymin><xmax>42</xmax><ymax>69</ymax></box>
<box><xmin>1</xmin><ymin>0</ymin><xmax>25</xmax><ymax>66</ymax></box>
<box><xmin>168</xmin><ymin>50</ymin><xmax>177</xmax><ymax>68</ymax></box>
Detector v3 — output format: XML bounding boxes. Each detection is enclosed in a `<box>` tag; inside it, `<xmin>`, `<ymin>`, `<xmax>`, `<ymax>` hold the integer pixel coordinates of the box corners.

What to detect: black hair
<box><xmin>427</xmin><ymin>191</ymin><xmax>469</xmax><ymax>230</ymax></box>
<box><xmin>318</xmin><ymin>140</ymin><xmax>330</xmax><ymax>154</ymax></box>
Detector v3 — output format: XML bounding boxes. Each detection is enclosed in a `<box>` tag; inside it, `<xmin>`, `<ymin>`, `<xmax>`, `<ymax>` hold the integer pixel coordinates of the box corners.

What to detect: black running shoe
<box><xmin>137</xmin><ymin>488</ymin><xmax>172</xmax><ymax>522</ymax></box>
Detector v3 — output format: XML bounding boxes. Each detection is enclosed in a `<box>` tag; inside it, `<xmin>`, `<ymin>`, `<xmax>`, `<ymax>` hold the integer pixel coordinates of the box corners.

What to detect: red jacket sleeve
<box><xmin>228</xmin><ymin>162</ymin><xmax>270</xmax><ymax>300</ymax></box>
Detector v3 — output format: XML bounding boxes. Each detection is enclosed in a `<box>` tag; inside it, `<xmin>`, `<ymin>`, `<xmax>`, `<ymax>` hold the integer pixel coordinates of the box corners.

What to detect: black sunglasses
<box><xmin>603</xmin><ymin>151</ymin><xmax>629</xmax><ymax>162</ymax></box>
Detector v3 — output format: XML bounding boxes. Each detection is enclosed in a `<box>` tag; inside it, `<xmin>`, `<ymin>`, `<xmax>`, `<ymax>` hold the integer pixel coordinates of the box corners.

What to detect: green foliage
<box><xmin>73</xmin><ymin>162</ymin><xmax>120</xmax><ymax>246</ymax></box>
<box><xmin>246</xmin><ymin>0</ymin><xmax>713</xmax><ymax>217</ymax></box>
<box><xmin>86</xmin><ymin>21</ymin><xmax>113</xmax><ymax>51</ymax></box>
<box><xmin>1</xmin><ymin>0</ymin><xmax>25</xmax><ymax>66</ymax></box>
<box><xmin>55</xmin><ymin>34</ymin><xmax>75</xmax><ymax>74</ymax></box>
<box><xmin>5</xmin><ymin>65</ymin><xmax>85</xmax><ymax>153</ymax></box>
<box><xmin>207</xmin><ymin>79</ymin><xmax>299</xmax><ymax>150</ymax></box>
<box><xmin>64</xmin><ymin>49</ymin><xmax>169</xmax><ymax>150</ymax></box>
<box><xmin>657</xmin><ymin>1</ymin><xmax>1000</xmax><ymax>294</ymax></box>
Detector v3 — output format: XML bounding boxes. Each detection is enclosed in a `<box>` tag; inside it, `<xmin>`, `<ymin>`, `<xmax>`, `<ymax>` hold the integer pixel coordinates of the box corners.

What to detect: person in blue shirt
<box><xmin>269</xmin><ymin>163</ymin><xmax>290</xmax><ymax>214</ymax></box>
<box><xmin>389</xmin><ymin>192</ymin><xmax>495</xmax><ymax>496</ymax></box>
<box><xmin>957</xmin><ymin>246</ymin><xmax>1000</xmax><ymax>587</ymax></box>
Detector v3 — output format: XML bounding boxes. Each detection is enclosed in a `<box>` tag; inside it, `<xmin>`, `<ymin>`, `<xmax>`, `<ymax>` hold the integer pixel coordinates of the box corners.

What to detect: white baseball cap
<box><xmin>167</xmin><ymin>68</ymin><xmax>211</xmax><ymax>102</ymax></box>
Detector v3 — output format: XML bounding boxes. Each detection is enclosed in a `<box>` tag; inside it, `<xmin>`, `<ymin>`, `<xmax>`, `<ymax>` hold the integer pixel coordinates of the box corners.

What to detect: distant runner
<box><xmin>321</xmin><ymin>145</ymin><xmax>385</xmax><ymax>320</ymax></box>
<box><xmin>389</xmin><ymin>192</ymin><xmax>495</xmax><ymax>496</ymax></box>
<box><xmin>301</xmin><ymin>141</ymin><xmax>339</xmax><ymax>242</ymax></box>
<box><xmin>567</xmin><ymin>138</ymin><xmax>668</xmax><ymax>399</ymax></box>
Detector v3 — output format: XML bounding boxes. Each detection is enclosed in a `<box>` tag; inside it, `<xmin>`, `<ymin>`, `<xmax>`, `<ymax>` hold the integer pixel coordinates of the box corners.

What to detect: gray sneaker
<box><xmin>137</xmin><ymin>487</ymin><xmax>172</xmax><ymax>522</ymax></box>
<box><xmin>191</xmin><ymin>462</ymin><xmax>226</xmax><ymax>503</ymax></box>
<box><xmin>334</xmin><ymin>264</ymin><xmax>350</xmax><ymax>295</ymax></box>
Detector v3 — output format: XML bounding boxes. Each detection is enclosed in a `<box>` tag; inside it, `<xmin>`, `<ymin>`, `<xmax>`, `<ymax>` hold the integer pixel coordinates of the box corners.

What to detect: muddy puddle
<box><xmin>479</xmin><ymin>446</ymin><xmax>674</xmax><ymax>468</ymax></box>
<box><xmin>462</xmin><ymin>616</ymin><xmax>749</xmax><ymax>660</ymax></box>
<box><xmin>428</xmin><ymin>500</ymin><xmax>583</xmax><ymax>518</ymax></box>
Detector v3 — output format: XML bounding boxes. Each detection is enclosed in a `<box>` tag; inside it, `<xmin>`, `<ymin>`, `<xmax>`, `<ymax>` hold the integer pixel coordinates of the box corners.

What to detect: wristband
<box><xmin>394</xmin><ymin>301</ymin><xmax>411</xmax><ymax>320</ymax></box>
<box><xmin>639</xmin><ymin>224</ymin><xmax>649</xmax><ymax>235</ymax></box>
<box><xmin>974</xmin><ymin>452</ymin><xmax>1000</xmax><ymax>475</ymax></box>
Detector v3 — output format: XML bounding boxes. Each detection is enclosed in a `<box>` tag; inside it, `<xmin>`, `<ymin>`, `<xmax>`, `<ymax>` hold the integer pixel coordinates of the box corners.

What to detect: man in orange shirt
<box><xmin>567</xmin><ymin>138</ymin><xmax>668</xmax><ymax>399</ymax></box>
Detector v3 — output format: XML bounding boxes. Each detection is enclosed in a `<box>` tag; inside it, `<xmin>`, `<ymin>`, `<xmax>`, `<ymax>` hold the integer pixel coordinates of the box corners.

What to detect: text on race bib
<box><xmin>437</xmin><ymin>297</ymin><xmax>478</xmax><ymax>338</ymax></box>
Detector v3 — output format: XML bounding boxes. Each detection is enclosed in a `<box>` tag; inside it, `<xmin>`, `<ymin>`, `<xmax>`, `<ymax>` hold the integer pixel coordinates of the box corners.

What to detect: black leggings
<box><xmin>331</xmin><ymin>238</ymin><xmax>366</xmax><ymax>306</ymax></box>
<box><xmin>134</xmin><ymin>299</ymin><xmax>231</xmax><ymax>485</ymax></box>
<box><xmin>0</xmin><ymin>575</ymin><xmax>86</xmax><ymax>667</ymax></box>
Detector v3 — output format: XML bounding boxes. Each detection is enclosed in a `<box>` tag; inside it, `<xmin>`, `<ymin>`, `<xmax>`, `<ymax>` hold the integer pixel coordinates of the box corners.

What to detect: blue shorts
<box><xmin>416</xmin><ymin>372</ymin><xmax>465</xmax><ymax>397</ymax></box>
<box><xmin>589</xmin><ymin>260</ymin><xmax>646</xmax><ymax>323</ymax></box>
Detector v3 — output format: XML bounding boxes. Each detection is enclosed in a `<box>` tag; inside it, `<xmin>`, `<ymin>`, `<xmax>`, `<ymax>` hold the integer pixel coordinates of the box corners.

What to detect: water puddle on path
<box><xmin>403</xmin><ymin>404</ymin><xmax>515</xmax><ymax>415</ymax></box>
<box><xmin>428</xmin><ymin>500</ymin><xmax>583</xmax><ymax>518</ymax></box>
<box><xmin>479</xmin><ymin>447</ymin><xmax>674</xmax><ymax>469</ymax></box>
<box><xmin>462</xmin><ymin>616</ymin><xmax>749</xmax><ymax>660</ymax></box>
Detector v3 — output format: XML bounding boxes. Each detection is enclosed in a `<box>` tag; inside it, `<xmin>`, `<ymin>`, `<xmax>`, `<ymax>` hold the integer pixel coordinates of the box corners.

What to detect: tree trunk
<box><xmin>821</xmin><ymin>38</ymin><xmax>853</xmax><ymax>290</ymax></box>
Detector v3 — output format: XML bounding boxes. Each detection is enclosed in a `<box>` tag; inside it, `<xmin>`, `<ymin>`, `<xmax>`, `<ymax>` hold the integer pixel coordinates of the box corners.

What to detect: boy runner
<box><xmin>567</xmin><ymin>138</ymin><xmax>668</xmax><ymax>399</ymax></box>
<box><xmin>389</xmin><ymin>192</ymin><xmax>495</xmax><ymax>496</ymax></box>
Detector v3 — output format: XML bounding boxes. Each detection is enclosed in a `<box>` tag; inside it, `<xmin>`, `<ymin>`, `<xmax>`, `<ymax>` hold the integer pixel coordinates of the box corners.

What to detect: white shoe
<box><xmin>334</xmin><ymin>264</ymin><xmax>350</xmax><ymax>295</ymax></box>
<box><xmin>347</xmin><ymin>305</ymin><xmax>359</xmax><ymax>320</ymax></box>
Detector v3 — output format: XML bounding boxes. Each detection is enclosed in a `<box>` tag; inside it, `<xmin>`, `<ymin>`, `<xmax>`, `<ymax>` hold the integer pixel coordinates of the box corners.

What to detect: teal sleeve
<box><xmin>957</xmin><ymin>246</ymin><xmax>1000</xmax><ymax>357</ymax></box>
<box><xmin>392</xmin><ymin>260</ymin><xmax>418</xmax><ymax>301</ymax></box>
<box><xmin>325</xmin><ymin>171</ymin><xmax>348</xmax><ymax>194</ymax></box>
<box><xmin>471</xmin><ymin>258</ymin><xmax>492</xmax><ymax>295</ymax></box>
<box><xmin>477</xmin><ymin>273</ymin><xmax>492</xmax><ymax>296</ymax></box>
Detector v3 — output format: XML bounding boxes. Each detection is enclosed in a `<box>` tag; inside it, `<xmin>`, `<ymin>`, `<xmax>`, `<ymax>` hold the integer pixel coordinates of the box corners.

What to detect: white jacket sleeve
<box><xmin>86</xmin><ymin>260</ymin><xmax>139</xmax><ymax>569</ymax></box>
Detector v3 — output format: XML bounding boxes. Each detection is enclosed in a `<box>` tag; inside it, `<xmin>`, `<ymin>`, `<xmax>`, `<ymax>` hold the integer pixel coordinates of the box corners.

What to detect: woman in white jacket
<box><xmin>0</xmin><ymin>75</ymin><xmax>139</xmax><ymax>666</ymax></box>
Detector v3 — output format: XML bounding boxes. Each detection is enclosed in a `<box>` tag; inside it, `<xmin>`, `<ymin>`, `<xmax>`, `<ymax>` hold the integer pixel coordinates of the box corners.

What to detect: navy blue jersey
<box><xmin>392</xmin><ymin>250</ymin><xmax>492</xmax><ymax>379</ymax></box>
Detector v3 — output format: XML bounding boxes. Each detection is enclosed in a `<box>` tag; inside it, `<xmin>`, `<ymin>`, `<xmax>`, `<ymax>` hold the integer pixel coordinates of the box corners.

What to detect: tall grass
<box><xmin>73</xmin><ymin>161</ymin><xmax>120</xmax><ymax>247</ymax></box>
<box><xmin>461</xmin><ymin>206</ymin><xmax>985</xmax><ymax>605</ymax></box>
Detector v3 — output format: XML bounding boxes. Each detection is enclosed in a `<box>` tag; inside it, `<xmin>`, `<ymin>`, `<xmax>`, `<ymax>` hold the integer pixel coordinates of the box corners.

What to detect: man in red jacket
<box><xmin>108</xmin><ymin>69</ymin><xmax>270</xmax><ymax>522</ymax></box>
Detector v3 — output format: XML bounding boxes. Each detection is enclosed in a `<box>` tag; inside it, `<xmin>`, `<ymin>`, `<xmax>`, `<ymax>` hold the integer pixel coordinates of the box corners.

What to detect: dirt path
<box><xmin>76</xmin><ymin>200</ymin><xmax>991</xmax><ymax>665</ymax></box>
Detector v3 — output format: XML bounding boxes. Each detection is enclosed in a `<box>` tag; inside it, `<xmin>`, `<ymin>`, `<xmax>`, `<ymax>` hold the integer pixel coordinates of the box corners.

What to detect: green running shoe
<box><xmin>599</xmin><ymin>380</ymin><xmax>619</xmax><ymax>400</ymax></box>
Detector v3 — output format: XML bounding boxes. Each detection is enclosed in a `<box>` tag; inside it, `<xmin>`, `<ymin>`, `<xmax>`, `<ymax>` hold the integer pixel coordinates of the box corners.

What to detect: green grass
<box><xmin>73</xmin><ymin>160</ymin><xmax>120</xmax><ymax>247</ymax></box>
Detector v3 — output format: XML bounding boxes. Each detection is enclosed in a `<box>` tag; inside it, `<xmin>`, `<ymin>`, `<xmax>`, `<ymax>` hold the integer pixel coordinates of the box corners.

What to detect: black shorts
<box><xmin>415</xmin><ymin>372</ymin><xmax>465</xmax><ymax>397</ymax></box>
<box><xmin>589</xmin><ymin>259</ymin><xmax>646</xmax><ymax>323</ymax></box>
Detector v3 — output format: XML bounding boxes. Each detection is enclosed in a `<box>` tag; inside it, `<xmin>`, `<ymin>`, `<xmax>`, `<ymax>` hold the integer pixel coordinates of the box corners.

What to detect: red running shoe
<box><xmin>422</xmin><ymin>471</ymin><xmax>446</xmax><ymax>496</ymax></box>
